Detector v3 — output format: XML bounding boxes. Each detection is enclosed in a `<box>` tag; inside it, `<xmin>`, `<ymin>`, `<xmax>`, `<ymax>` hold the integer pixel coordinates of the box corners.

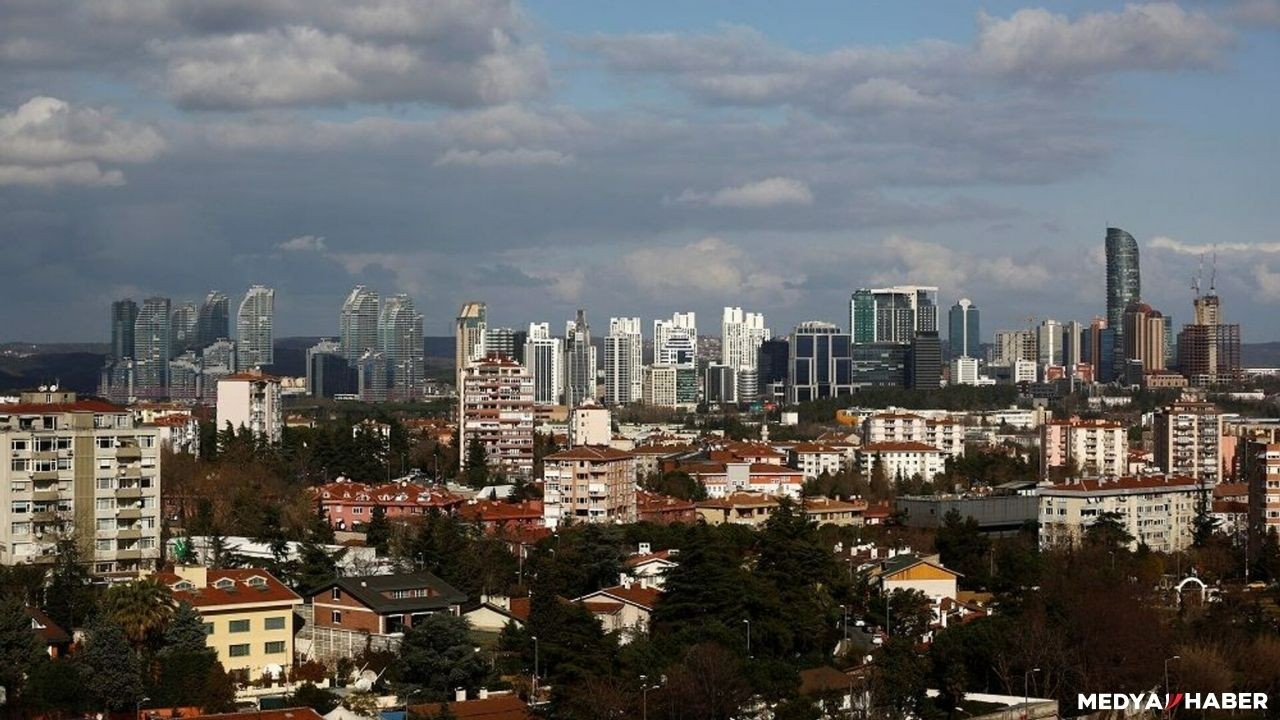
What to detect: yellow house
<box><xmin>158</xmin><ymin>565</ymin><xmax>302</xmax><ymax>683</ymax></box>
<box><xmin>866</xmin><ymin>554</ymin><xmax>959</xmax><ymax>600</ymax></box>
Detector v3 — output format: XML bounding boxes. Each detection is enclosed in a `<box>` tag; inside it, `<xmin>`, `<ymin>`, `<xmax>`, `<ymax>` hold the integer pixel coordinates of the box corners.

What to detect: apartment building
<box><xmin>1153</xmin><ymin>399</ymin><xmax>1223</xmax><ymax>484</ymax></box>
<box><xmin>543</xmin><ymin>446</ymin><xmax>636</xmax><ymax>529</ymax></box>
<box><xmin>0</xmin><ymin>391</ymin><xmax>161</xmax><ymax>575</ymax></box>
<box><xmin>860</xmin><ymin>442</ymin><xmax>947</xmax><ymax>483</ymax></box>
<box><xmin>1244</xmin><ymin>442</ymin><xmax>1280</xmax><ymax>539</ymax></box>
<box><xmin>215</xmin><ymin>372</ymin><xmax>283</xmax><ymax>445</ymax></box>
<box><xmin>860</xmin><ymin>411</ymin><xmax>964</xmax><ymax>458</ymax></box>
<box><xmin>1039</xmin><ymin>418</ymin><xmax>1128</xmax><ymax>478</ymax></box>
<box><xmin>1039</xmin><ymin>475</ymin><xmax>1199</xmax><ymax>552</ymax></box>
<box><xmin>159</xmin><ymin>565</ymin><xmax>301</xmax><ymax>683</ymax></box>
<box><xmin>459</xmin><ymin>356</ymin><xmax>535</xmax><ymax>478</ymax></box>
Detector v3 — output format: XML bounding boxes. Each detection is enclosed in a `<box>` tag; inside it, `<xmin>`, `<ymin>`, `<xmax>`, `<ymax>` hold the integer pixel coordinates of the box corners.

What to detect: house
<box><xmin>802</xmin><ymin>497</ymin><xmax>868</xmax><ymax>527</ymax></box>
<box><xmin>409</xmin><ymin>692</ymin><xmax>535</xmax><ymax>720</ymax></box>
<box><xmin>156</xmin><ymin>566</ymin><xmax>302</xmax><ymax>683</ymax></box>
<box><xmin>574</xmin><ymin>583</ymin><xmax>661</xmax><ymax>644</ymax></box>
<box><xmin>27</xmin><ymin>607</ymin><xmax>70</xmax><ymax>657</ymax></box>
<box><xmin>310</xmin><ymin>572</ymin><xmax>467</xmax><ymax>636</ymax></box>
<box><xmin>312</xmin><ymin>478</ymin><xmax>465</xmax><ymax>530</ymax></box>
<box><xmin>624</xmin><ymin>543</ymin><xmax>678</xmax><ymax>589</ymax></box>
<box><xmin>462</xmin><ymin>595</ymin><xmax>530</xmax><ymax>633</ymax></box>
<box><xmin>457</xmin><ymin>499</ymin><xmax>545</xmax><ymax>531</ymax></box>
<box><xmin>184</xmin><ymin>709</ymin><xmax>323</xmax><ymax>720</ymax></box>
<box><xmin>865</xmin><ymin>554</ymin><xmax>959</xmax><ymax>601</ymax></box>
<box><xmin>696</xmin><ymin>492</ymin><xmax>780</xmax><ymax>527</ymax></box>
<box><xmin>635</xmin><ymin>489</ymin><xmax>697</xmax><ymax>524</ymax></box>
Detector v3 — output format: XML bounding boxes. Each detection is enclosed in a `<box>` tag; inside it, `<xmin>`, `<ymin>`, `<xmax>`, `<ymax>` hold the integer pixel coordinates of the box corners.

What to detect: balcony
<box><xmin>31</xmin><ymin>470</ymin><xmax>59</xmax><ymax>481</ymax></box>
<box><xmin>115</xmin><ymin>446</ymin><xmax>142</xmax><ymax>461</ymax></box>
<box><xmin>116</xmin><ymin>487</ymin><xmax>143</xmax><ymax>500</ymax></box>
<box><xmin>587</xmin><ymin>483</ymin><xmax>608</xmax><ymax>496</ymax></box>
<box><xmin>113</xmin><ymin>548</ymin><xmax>143</xmax><ymax>560</ymax></box>
<box><xmin>33</xmin><ymin>489</ymin><xmax>61</xmax><ymax>503</ymax></box>
<box><xmin>116</xmin><ymin>528</ymin><xmax>143</xmax><ymax>540</ymax></box>
<box><xmin>115</xmin><ymin>508</ymin><xmax>142</xmax><ymax>520</ymax></box>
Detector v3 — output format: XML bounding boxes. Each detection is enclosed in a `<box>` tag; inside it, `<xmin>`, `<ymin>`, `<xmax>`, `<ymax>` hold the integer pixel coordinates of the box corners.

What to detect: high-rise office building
<box><xmin>948</xmin><ymin>298</ymin><xmax>980</xmax><ymax>360</ymax></box>
<box><xmin>1106</xmin><ymin>227</ymin><xmax>1141</xmax><ymax>380</ymax></box>
<box><xmin>850</xmin><ymin>286</ymin><xmax>939</xmax><ymax>345</ymax></box>
<box><xmin>196</xmin><ymin>291</ymin><xmax>230</xmax><ymax>349</ymax></box>
<box><xmin>235</xmin><ymin>285</ymin><xmax>275</xmax><ymax>371</ymax></box>
<box><xmin>340</xmin><ymin>285</ymin><xmax>381</xmax><ymax>362</ymax></box>
<box><xmin>379</xmin><ymin>294</ymin><xmax>424</xmax><ymax>401</ymax></box>
<box><xmin>722</xmin><ymin>307</ymin><xmax>769</xmax><ymax>402</ymax></box>
<box><xmin>1062</xmin><ymin>321</ymin><xmax>1084</xmax><ymax>370</ymax></box>
<box><xmin>654</xmin><ymin>312</ymin><xmax>697</xmax><ymax>366</ymax></box>
<box><xmin>455</xmin><ymin>302</ymin><xmax>487</xmax><ymax>393</ymax></box>
<box><xmin>604</xmin><ymin>317</ymin><xmax>643</xmax><ymax>405</ymax></box>
<box><xmin>788</xmin><ymin>321</ymin><xmax>853</xmax><ymax>403</ymax></box>
<box><xmin>1122</xmin><ymin>301</ymin><xmax>1165</xmax><ymax>384</ymax></box>
<box><xmin>306</xmin><ymin>340</ymin><xmax>357</xmax><ymax>398</ymax></box>
<box><xmin>110</xmin><ymin>299</ymin><xmax>139</xmax><ymax>360</ymax></box>
<box><xmin>993</xmin><ymin>330</ymin><xmax>1037</xmax><ymax>365</ymax></box>
<box><xmin>1037</xmin><ymin>319</ymin><xmax>1062</xmax><ymax>368</ymax></box>
<box><xmin>133</xmin><ymin>297</ymin><xmax>171</xmax><ymax>399</ymax></box>
<box><xmin>910</xmin><ymin>332</ymin><xmax>942</xmax><ymax>390</ymax></box>
<box><xmin>564</xmin><ymin>310</ymin><xmax>597</xmax><ymax>408</ymax></box>
<box><xmin>757</xmin><ymin>338</ymin><xmax>790</xmax><ymax>386</ymax></box>
<box><xmin>485</xmin><ymin>327</ymin><xmax>520</xmax><ymax>360</ymax></box>
<box><xmin>171</xmin><ymin>302</ymin><xmax>198</xmax><ymax>355</ymax></box>
<box><xmin>523</xmin><ymin>323</ymin><xmax>564</xmax><ymax>405</ymax></box>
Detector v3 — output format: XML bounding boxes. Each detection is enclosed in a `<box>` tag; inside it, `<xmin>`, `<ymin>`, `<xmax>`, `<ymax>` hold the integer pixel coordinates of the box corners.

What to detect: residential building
<box><xmin>195</xmin><ymin>291</ymin><xmax>230</xmax><ymax>349</ymax></box>
<box><xmin>654</xmin><ymin>312</ymin><xmax>697</xmax><ymax>366</ymax></box>
<box><xmin>722</xmin><ymin>307</ymin><xmax>769</xmax><ymax>402</ymax></box>
<box><xmin>564</xmin><ymin>309</ymin><xmax>597</xmax><ymax>408</ymax></box>
<box><xmin>850</xmin><ymin>286</ymin><xmax>939</xmax><ymax>345</ymax></box>
<box><xmin>171</xmin><ymin>302</ymin><xmax>199</xmax><ymax>354</ymax></box>
<box><xmin>860</xmin><ymin>411</ymin><xmax>964</xmax><ymax>458</ymax></box>
<box><xmin>455</xmin><ymin>302</ymin><xmax>488</xmax><ymax>393</ymax></box>
<box><xmin>788</xmin><ymin>321</ymin><xmax>852</xmax><ymax>403</ymax></box>
<box><xmin>309</xmin><ymin>573</ymin><xmax>467</xmax><ymax>662</ymax></box>
<box><xmin>1039</xmin><ymin>475</ymin><xmax>1199</xmax><ymax>552</ymax></box>
<box><xmin>485</xmin><ymin>327</ymin><xmax>524</xmax><ymax>360</ymax></box>
<box><xmin>235</xmin><ymin>285</ymin><xmax>274</xmax><ymax>371</ymax></box>
<box><xmin>133</xmin><ymin>296</ymin><xmax>172</xmax><ymax>399</ymax></box>
<box><xmin>574</xmin><ymin>584</ymin><xmax>659</xmax><ymax>644</ymax></box>
<box><xmin>0</xmin><ymin>391</ymin><xmax>162</xmax><ymax>574</ymax></box>
<box><xmin>570</xmin><ymin>401</ymin><xmax>611</xmax><ymax>447</ymax></box>
<box><xmin>460</xmin><ymin>356</ymin><xmax>535</xmax><ymax>477</ymax></box>
<box><xmin>1245</xmin><ymin>442</ymin><xmax>1280</xmax><ymax>540</ymax></box>
<box><xmin>356</xmin><ymin>350</ymin><xmax>389</xmax><ymax>403</ymax></box>
<box><xmin>216</xmin><ymin>372</ymin><xmax>283</xmax><ymax>445</ymax></box>
<box><xmin>306</xmin><ymin>340</ymin><xmax>356</xmax><ymax>398</ymax></box>
<box><xmin>993</xmin><ymin>329</ymin><xmax>1037</xmax><ymax>365</ymax></box>
<box><xmin>1106</xmin><ymin>227</ymin><xmax>1142</xmax><ymax>380</ymax></box>
<box><xmin>948</xmin><ymin>298</ymin><xmax>980</xmax><ymax>360</ymax></box>
<box><xmin>312</xmin><ymin>479</ymin><xmax>465</xmax><ymax>530</ymax></box>
<box><xmin>642</xmin><ymin>364</ymin><xmax>696</xmax><ymax>410</ymax></box>
<box><xmin>1154</xmin><ymin>399</ymin><xmax>1224</xmax><ymax>484</ymax></box>
<box><xmin>339</xmin><ymin>285</ymin><xmax>380</xmax><ymax>362</ymax></box>
<box><xmin>859</xmin><ymin>442</ymin><xmax>947</xmax><ymax>483</ymax></box>
<box><xmin>159</xmin><ymin>566</ymin><xmax>301</xmax><ymax>682</ymax></box>
<box><xmin>379</xmin><ymin>294</ymin><xmax>424</xmax><ymax>401</ymax></box>
<box><xmin>543</xmin><ymin>446</ymin><xmax>636</xmax><ymax>529</ymax></box>
<box><xmin>866</xmin><ymin>554</ymin><xmax>959</xmax><ymax>601</ymax></box>
<box><xmin>110</xmin><ymin>299</ymin><xmax>139</xmax><ymax>360</ymax></box>
<box><xmin>523</xmin><ymin>323</ymin><xmax>563</xmax><ymax>405</ymax></box>
<box><xmin>1122</xmin><ymin>301</ymin><xmax>1165</xmax><ymax>383</ymax></box>
<box><xmin>1039</xmin><ymin>418</ymin><xmax>1127</xmax><ymax>478</ymax></box>
<box><xmin>604</xmin><ymin>317</ymin><xmax>643</xmax><ymax>405</ymax></box>
<box><xmin>788</xmin><ymin>443</ymin><xmax>848</xmax><ymax>479</ymax></box>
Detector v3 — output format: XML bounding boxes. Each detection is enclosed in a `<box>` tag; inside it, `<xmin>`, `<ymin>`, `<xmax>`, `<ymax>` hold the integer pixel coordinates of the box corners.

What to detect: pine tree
<box><xmin>163</xmin><ymin>601</ymin><xmax>209</xmax><ymax>653</ymax></box>
<box><xmin>464</xmin><ymin>436</ymin><xmax>489</xmax><ymax>488</ymax></box>
<box><xmin>394</xmin><ymin>614</ymin><xmax>488</xmax><ymax>701</ymax></box>
<box><xmin>79</xmin><ymin>617</ymin><xmax>144</xmax><ymax>712</ymax></box>
<box><xmin>366</xmin><ymin>505</ymin><xmax>392</xmax><ymax>555</ymax></box>
<box><xmin>1192</xmin><ymin>481</ymin><xmax>1219</xmax><ymax>548</ymax></box>
<box><xmin>0</xmin><ymin>594</ymin><xmax>45</xmax><ymax>705</ymax></box>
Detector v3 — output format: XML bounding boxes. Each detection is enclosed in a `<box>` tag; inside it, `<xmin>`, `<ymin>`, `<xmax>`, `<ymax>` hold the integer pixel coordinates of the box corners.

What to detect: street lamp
<box><xmin>640</xmin><ymin>674</ymin><xmax>650</xmax><ymax>720</ymax></box>
<box><xmin>1023</xmin><ymin>668</ymin><xmax>1040</xmax><ymax>720</ymax></box>
<box><xmin>1165</xmin><ymin>655</ymin><xmax>1181</xmax><ymax>700</ymax></box>
<box><xmin>531</xmin><ymin>635</ymin><xmax>540</xmax><ymax>699</ymax></box>
<box><xmin>742</xmin><ymin>618</ymin><xmax>751</xmax><ymax>658</ymax></box>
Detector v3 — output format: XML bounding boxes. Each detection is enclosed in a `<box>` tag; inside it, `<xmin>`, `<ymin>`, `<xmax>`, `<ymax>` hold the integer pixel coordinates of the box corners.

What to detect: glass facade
<box><xmin>1105</xmin><ymin>227</ymin><xmax>1140</xmax><ymax>380</ymax></box>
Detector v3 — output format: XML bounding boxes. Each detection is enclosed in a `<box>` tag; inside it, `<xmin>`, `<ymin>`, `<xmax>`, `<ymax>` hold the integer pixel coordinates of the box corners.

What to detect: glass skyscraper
<box><xmin>235</xmin><ymin>285</ymin><xmax>275</xmax><ymax>370</ymax></box>
<box><xmin>947</xmin><ymin>298</ymin><xmax>980</xmax><ymax>360</ymax></box>
<box><xmin>1105</xmin><ymin>227</ymin><xmax>1140</xmax><ymax>379</ymax></box>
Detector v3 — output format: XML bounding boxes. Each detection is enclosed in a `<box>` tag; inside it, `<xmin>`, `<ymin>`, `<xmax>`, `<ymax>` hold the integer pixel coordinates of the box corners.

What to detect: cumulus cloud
<box><xmin>675</xmin><ymin>177</ymin><xmax>813</xmax><ymax>208</ymax></box>
<box><xmin>276</xmin><ymin>235</ymin><xmax>327</xmax><ymax>252</ymax></box>
<box><xmin>434</xmin><ymin>147</ymin><xmax>572</xmax><ymax>168</ymax></box>
<box><xmin>1149</xmin><ymin>235</ymin><xmax>1280</xmax><ymax>254</ymax></box>
<box><xmin>622</xmin><ymin>237</ymin><xmax>796</xmax><ymax>304</ymax></box>
<box><xmin>1254</xmin><ymin>265</ymin><xmax>1280</xmax><ymax>300</ymax></box>
<box><xmin>874</xmin><ymin>235</ymin><xmax>1052</xmax><ymax>292</ymax></box>
<box><xmin>974</xmin><ymin>4</ymin><xmax>1233</xmax><ymax>81</ymax></box>
<box><xmin>1227</xmin><ymin>0</ymin><xmax>1280</xmax><ymax>28</ymax></box>
<box><xmin>0</xmin><ymin>96</ymin><xmax>164</xmax><ymax>187</ymax></box>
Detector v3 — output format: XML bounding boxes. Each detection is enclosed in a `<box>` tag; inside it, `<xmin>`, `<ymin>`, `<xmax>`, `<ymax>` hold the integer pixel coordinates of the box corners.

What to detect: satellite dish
<box><xmin>49</xmin><ymin>384</ymin><xmax>58</xmax><ymax>392</ymax></box>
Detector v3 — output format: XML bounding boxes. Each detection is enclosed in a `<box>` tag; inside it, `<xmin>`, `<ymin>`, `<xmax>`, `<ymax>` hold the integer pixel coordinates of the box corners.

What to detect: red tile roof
<box><xmin>457</xmin><ymin>500</ymin><xmax>544</xmax><ymax>523</ymax></box>
<box><xmin>862</xmin><ymin>441</ymin><xmax>943</xmax><ymax>453</ymax></box>
<box><xmin>579</xmin><ymin>584</ymin><xmax>662</xmax><ymax>611</ymax></box>
<box><xmin>546</xmin><ymin>446</ymin><xmax>633</xmax><ymax>461</ymax></box>
<box><xmin>27</xmin><ymin>607</ymin><xmax>70</xmax><ymax>644</ymax></box>
<box><xmin>409</xmin><ymin>695</ymin><xmax>535</xmax><ymax>720</ymax></box>
<box><xmin>183</xmin><ymin>709</ymin><xmax>322</xmax><ymax>720</ymax></box>
<box><xmin>1214</xmin><ymin>482</ymin><xmax>1249</xmax><ymax>499</ymax></box>
<box><xmin>157</xmin><ymin>568</ymin><xmax>301</xmax><ymax>609</ymax></box>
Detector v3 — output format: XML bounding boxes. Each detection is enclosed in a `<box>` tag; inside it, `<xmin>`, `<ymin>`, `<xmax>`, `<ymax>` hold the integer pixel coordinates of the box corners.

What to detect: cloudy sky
<box><xmin>2</xmin><ymin>0</ymin><xmax>1278</xmax><ymax>342</ymax></box>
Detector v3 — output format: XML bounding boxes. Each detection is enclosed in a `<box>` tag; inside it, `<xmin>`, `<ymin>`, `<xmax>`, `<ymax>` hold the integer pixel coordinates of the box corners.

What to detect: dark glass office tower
<box><xmin>1105</xmin><ymin>227</ymin><xmax>1140</xmax><ymax>380</ymax></box>
<box><xmin>110</xmin><ymin>298</ymin><xmax>139</xmax><ymax>359</ymax></box>
<box><xmin>947</xmin><ymin>298</ymin><xmax>980</xmax><ymax>360</ymax></box>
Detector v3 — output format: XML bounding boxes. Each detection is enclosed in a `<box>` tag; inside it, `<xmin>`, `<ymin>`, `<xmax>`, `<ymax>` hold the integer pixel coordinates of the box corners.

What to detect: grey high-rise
<box><xmin>172</xmin><ymin>302</ymin><xmax>199</xmax><ymax>354</ymax></box>
<box><xmin>1106</xmin><ymin>227</ymin><xmax>1140</xmax><ymax>379</ymax></box>
<box><xmin>196</xmin><ymin>291</ymin><xmax>230</xmax><ymax>348</ymax></box>
<box><xmin>564</xmin><ymin>309</ymin><xmax>596</xmax><ymax>408</ymax></box>
<box><xmin>133</xmin><ymin>297</ymin><xmax>171</xmax><ymax>398</ymax></box>
<box><xmin>379</xmin><ymin>294</ymin><xmax>424</xmax><ymax>400</ymax></box>
<box><xmin>947</xmin><ymin>298</ymin><xmax>980</xmax><ymax>360</ymax></box>
<box><xmin>340</xmin><ymin>285</ymin><xmax>381</xmax><ymax>362</ymax></box>
<box><xmin>235</xmin><ymin>285</ymin><xmax>275</xmax><ymax>370</ymax></box>
<box><xmin>110</xmin><ymin>299</ymin><xmax>139</xmax><ymax>359</ymax></box>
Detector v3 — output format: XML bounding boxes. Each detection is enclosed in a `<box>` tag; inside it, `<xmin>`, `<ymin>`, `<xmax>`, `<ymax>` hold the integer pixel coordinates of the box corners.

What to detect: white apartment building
<box><xmin>543</xmin><ymin>446</ymin><xmax>636</xmax><ymax>529</ymax></box>
<box><xmin>788</xmin><ymin>443</ymin><xmax>849</xmax><ymax>479</ymax></box>
<box><xmin>860</xmin><ymin>442</ymin><xmax>947</xmax><ymax>482</ymax></box>
<box><xmin>216</xmin><ymin>372</ymin><xmax>283</xmax><ymax>445</ymax></box>
<box><xmin>0</xmin><ymin>391</ymin><xmax>162</xmax><ymax>575</ymax></box>
<box><xmin>1039</xmin><ymin>418</ymin><xmax>1128</xmax><ymax>478</ymax></box>
<box><xmin>721</xmin><ymin>307</ymin><xmax>769</xmax><ymax>401</ymax></box>
<box><xmin>604</xmin><ymin>317</ymin><xmax>644</xmax><ymax>405</ymax></box>
<box><xmin>860</xmin><ymin>412</ymin><xmax>964</xmax><ymax>458</ymax></box>
<box><xmin>460</xmin><ymin>356</ymin><xmax>535</xmax><ymax>477</ymax></box>
<box><xmin>523</xmin><ymin>323</ymin><xmax>564</xmax><ymax>405</ymax></box>
<box><xmin>570</xmin><ymin>402</ymin><xmax>612</xmax><ymax>447</ymax></box>
<box><xmin>1039</xmin><ymin>475</ymin><xmax>1199</xmax><ymax>552</ymax></box>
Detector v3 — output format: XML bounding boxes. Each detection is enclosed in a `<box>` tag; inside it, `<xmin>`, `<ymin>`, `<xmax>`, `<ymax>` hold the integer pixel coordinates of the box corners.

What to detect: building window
<box><xmin>264</xmin><ymin>641</ymin><xmax>286</xmax><ymax>654</ymax></box>
<box><xmin>228</xmin><ymin>644</ymin><xmax>250</xmax><ymax>657</ymax></box>
<box><xmin>228</xmin><ymin>619</ymin><xmax>250</xmax><ymax>633</ymax></box>
<box><xmin>202</xmin><ymin>622</ymin><xmax>214</xmax><ymax>635</ymax></box>
<box><xmin>331</xmin><ymin>588</ymin><xmax>341</xmax><ymax>600</ymax></box>
<box><xmin>331</xmin><ymin>610</ymin><xmax>342</xmax><ymax>624</ymax></box>
<box><xmin>264</xmin><ymin>616</ymin><xmax>286</xmax><ymax>630</ymax></box>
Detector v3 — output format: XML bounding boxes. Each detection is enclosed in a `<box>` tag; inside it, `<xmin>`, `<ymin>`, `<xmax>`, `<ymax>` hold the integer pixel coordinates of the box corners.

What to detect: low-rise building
<box><xmin>312</xmin><ymin>478</ymin><xmax>465</xmax><ymax>530</ymax></box>
<box><xmin>308</xmin><ymin>572</ymin><xmax>467</xmax><ymax>662</ymax></box>
<box><xmin>696</xmin><ymin>492</ymin><xmax>779</xmax><ymax>527</ymax></box>
<box><xmin>456</xmin><ymin>499</ymin><xmax>545</xmax><ymax>531</ymax></box>
<box><xmin>543</xmin><ymin>446</ymin><xmax>636</xmax><ymax>529</ymax></box>
<box><xmin>159</xmin><ymin>565</ymin><xmax>301</xmax><ymax>683</ymax></box>
<box><xmin>788</xmin><ymin>443</ymin><xmax>848</xmax><ymax>479</ymax></box>
<box><xmin>682</xmin><ymin>461</ymin><xmax>805</xmax><ymax>498</ymax></box>
<box><xmin>895</xmin><ymin>493</ymin><xmax>1040</xmax><ymax>535</ymax></box>
<box><xmin>865</xmin><ymin>554</ymin><xmax>959</xmax><ymax>601</ymax></box>
<box><xmin>859</xmin><ymin>442</ymin><xmax>947</xmax><ymax>482</ymax></box>
<box><xmin>635</xmin><ymin>490</ymin><xmax>697</xmax><ymax>524</ymax></box>
<box><xmin>1039</xmin><ymin>418</ymin><xmax>1128</xmax><ymax>478</ymax></box>
<box><xmin>1038</xmin><ymin>475</ymin><xmax>1200</xmax><ymax>552</ymax></box>
<box><xmin>802</xmin><ymin>497</ymin><xmax>867</xmax><ymax>526</ymax></box>
<box><xmin>574</xmin><ymin>583</ymin><xmax>660</xmax><ymax>644</ymax></box>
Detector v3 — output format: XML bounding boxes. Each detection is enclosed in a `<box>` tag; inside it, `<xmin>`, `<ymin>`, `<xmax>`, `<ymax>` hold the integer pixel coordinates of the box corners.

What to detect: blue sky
<box><xmin>1</xmin><ymin>0</ymin><xmax>1278</xmax><ymax>341</ymax></box>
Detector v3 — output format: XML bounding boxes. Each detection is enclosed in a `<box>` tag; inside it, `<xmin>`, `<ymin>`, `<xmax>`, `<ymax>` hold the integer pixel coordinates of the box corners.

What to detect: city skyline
<box><xmin>1</xmin><ymin>2</ymin><xmax>1277</xmax><ymax>341</ymax></box>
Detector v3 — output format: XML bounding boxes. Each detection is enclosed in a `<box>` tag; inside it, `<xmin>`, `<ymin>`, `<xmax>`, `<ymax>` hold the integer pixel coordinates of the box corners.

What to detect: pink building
<box><xmin>312</xmin><ymin>478</ymin><xmax>465</xmax><ymax>530</ymax></box>
<box><xmin>1039</xmin><ymin>417</ymin><xmax>1128</xmax><ymax>478</ymax></box>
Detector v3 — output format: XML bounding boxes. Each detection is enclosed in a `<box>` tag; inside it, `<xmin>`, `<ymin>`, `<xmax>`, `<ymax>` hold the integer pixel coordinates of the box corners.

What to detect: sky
<box><xmin>1</xmin><ymin>0</ymin><xmax>1279</xmax><ymax>342</ymax></box>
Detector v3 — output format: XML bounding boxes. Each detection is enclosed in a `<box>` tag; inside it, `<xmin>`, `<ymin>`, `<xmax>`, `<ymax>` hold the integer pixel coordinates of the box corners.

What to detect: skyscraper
<box><xmin>564</xmin><ymin>309</ymin><xmax>596</xmax><ymax>408</ymax></box>
<box><xmin>1122</xmin><ymin>302</ymin><xmax>1165</xmax><ymax>384</ymax></box>
<box><xmin>788</xmin><ymin>321</ymin><xmax>853</xmax><ymax>403</ymax></box>
<box><xmin>171</xmin><ymin>301</ymin><xmax>198</xmax><ymax>354</ymax></box>
<box><xmin>850</xmin><ymin>286</ymin><xmax>939</xmax><ymax>345</ymax></box>
<box><xmin>235</xmin><ymin>285</ymin><xmax>275</xmax><ymax>370</ymax></box>
<box><xmin>485</xmin><ymin>327</ymin><xmax>521</xmax><ymax>360</ymax></box>
<box><xmin>455</xmin><ymin>302</ymin><xmax>487</xmax><ymax>392</ymax></box>
<box><xmin>306</xmin><ymin>339</ymin><xmax>356</xmax><ymax>398</ymax></box>
<box><xmin>110</xmin><ymin>299</ymin><xmax>139</xmax><ymax>360</ymax></box>
<box><xmin>523</xmin><ymin>323</ymin><xmax>564</xmax><ymax>405</ymax></box>
<box><xmin>379</xmin><ymin>294</ymin><xmax>424</xmax><ymax>401</ymax></box>
<box><xmin>604</xmin><ymin>317</ymin><xmax>643</xmax><ymax>405</ymax></box>
<box><xmin>947</xmin><ymin>298</ymin><xmax>980</xmax><ymax>359</ymax></box>
<box><xmin>721</xmin><ymin>307</ymin><xmax>769</xmax><ymax>401</ymax></box>
<box><xmin>1106</xmin><ymin>227</ymin><xmax>1141</xmax><ymax>380</ymax></box>
<box><xmin>654</xmin><ymin>312</ymin><xmax>697</xmax><ymax>366</ymax></box>
<box><xmin>1037</xmin><ymin>319</ymin><xmax>1062</xmax><ymax>367</ymax></box>
<box><xmin>196</xmin><ymin>291</ymin><xmax>230</xmax><ymax>348</ymax></box>
<box><xmin>133</xmin><ymin>296</ymin><xmax>171</xmax><ymax>398</ymax></box>
<box><xmin>340</xmin><ymin>285</ymin><xmax>381</xmax><ymax>362</ymax></box>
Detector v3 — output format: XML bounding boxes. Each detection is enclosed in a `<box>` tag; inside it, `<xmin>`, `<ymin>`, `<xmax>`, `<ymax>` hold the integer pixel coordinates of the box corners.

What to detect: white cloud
<box><xmin>1254</xmin><ymin>264</ymin><xmax>1280</xmax><ymax>300</ymax></box>
<box><xmin>277</xmin><ymin>235</ymin><xmax>327</xmax><ymax>252</ymax></box>
<box><xmin>1228</xmin><ymin>0</ymin><xmax>1280</xmax><ymax>28</ymax></box>
<box><xmin>1149</xmin><ymin>235</ymin><xmax>1280</xmax><ymax>254</ymax></box>
<box><xmin>622</xmin><ymin>236</ymin><xmax>796</xmax><ymax>304</ymax></box>
<box><xmin>433</xmin><ymin>147</ymin><xmax>572</xmax><ymax>168</ymax></box>
<box><xmin>0</xmin><ymin>96</ymin><xmax>164</xmax><ymax>187</ymax></box>
<box><xmin>874</xmin><ymin>235</ymin><xmax>1051</xmax><ymax>292</ymax></box>
<box><xmin>677</xmin><ymin>177</ymin><xmax>813</xmax><ymax>208</ymax></box>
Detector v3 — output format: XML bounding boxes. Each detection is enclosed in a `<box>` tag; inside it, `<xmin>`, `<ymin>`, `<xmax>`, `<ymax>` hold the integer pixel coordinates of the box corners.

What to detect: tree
<box><xmin>101</xmin><ymin>577</ymin><xmax>174</xmax><ymax>649</ymax></box>
<box><xmin>44</xmin><ymin>538</ymin><xmax>96</xmax><ymax>631</ymax></box>
<box><xmin>0</xmin><ymin>594</ymin><xmax>45</xmax><ymax>705</ymax></box>
<box><xmin>24</xmin><ymin>657</ymin><xmax>90</xmax><ymax>715</ymax></box>
<box><xmin>464</xmin><ymin>436</ymin><xmax>489</xmax><ymax>488</ymax></box>
<box><xmin>1084</xmin><ymin>511</ymin><xmax>1134</xmax><ymax>551</ymax></box>
<box><xmin>1191</xmin><ymin>482</ymin><xmax>1219</xmax><ymax>548</ymax></box>
<box><xmin>79</xmin><ymin>617</ymin><xmax>144</xmax><ymax>712</ymax></box>
<box><xmin>293</xmin><ymin>682</ymin><xmax>340</xmax><ymax>714</ymax></box>
<box><xmin>873</xmin><ymin>639</ymin><xmax>929</xmax><ymax>718</ymax></box>
<box><xmin>294</xmin><ymin>541</ymin><xmax>346</xmax><ymax>595</ymax></box>
<box><xmin>366</xmin><ymin>505</ymin><xmax>392</xmax><ymax>555</ymax></box>
<box><xmin>935</xmin><ymin>509</ymin><xmax>992</xmax><ymax>589</ymax></box>
<box><xmin>394</xmin><ymin>614</ymin><xmax>489</xmax><ymax>702</ymax></box>
<box><xmin>868</xmin><ymin>455</ymin><xmax>891</xmax><ymax>500</ymax></box>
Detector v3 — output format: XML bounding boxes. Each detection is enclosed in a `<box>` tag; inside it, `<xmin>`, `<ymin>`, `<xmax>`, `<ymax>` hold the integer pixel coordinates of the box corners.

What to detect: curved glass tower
<box><xmin>1105</xmin><ymin>227</ymin><xmax>1140</xmax><ymax>380</ymax></box>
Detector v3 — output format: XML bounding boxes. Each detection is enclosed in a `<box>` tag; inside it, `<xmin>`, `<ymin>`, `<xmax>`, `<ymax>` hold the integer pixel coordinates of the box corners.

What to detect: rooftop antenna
<box><xmin>1209</xmin><ymin>250</ymin><xmax>1218</xmax><ymax>294</ymax></box>
<box><xmin>1192</xmin><ymin>254</ymin><xmax>1204</xmax><ymax>298</ymax></box>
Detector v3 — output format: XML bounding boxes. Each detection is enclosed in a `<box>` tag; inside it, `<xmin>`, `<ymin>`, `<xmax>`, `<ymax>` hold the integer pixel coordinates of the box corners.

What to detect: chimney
<box><xmin>638</xmin><ymin>541</ymin><xmax>651</xmax><ymax>555</ymax></box>
<box><xmin>455</xmin><ymin>688</ymin><xmax>467</xmax><ymax>702</ymax></box>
